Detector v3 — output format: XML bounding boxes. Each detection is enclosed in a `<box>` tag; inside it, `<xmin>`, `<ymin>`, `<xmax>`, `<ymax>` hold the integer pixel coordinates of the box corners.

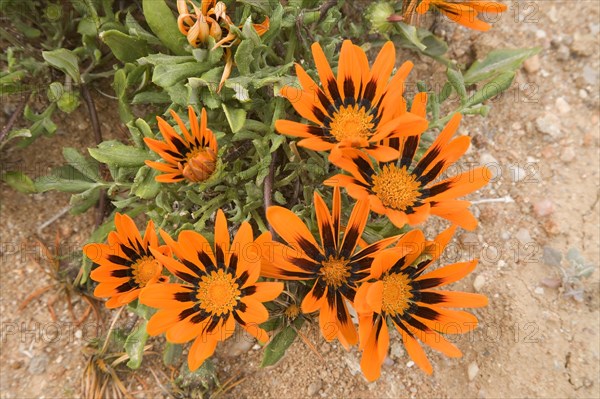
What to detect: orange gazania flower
<box><xmin>326</xmin><ymin>112</ymin><xmax>490</xmax><ymax>230</ymax></box>
<box><xmin>415</xmin><ymin>0</ymin><xmax>507</xmax><ymax>31</ymax></box>
<box><xmin>177</xmin><ymin>0</ymin><xmax>269</xmax><ymax>90</ymax></box>
<box><xmin>83</xmin><ymin>213</ymin><xmax>169</xmax><ymax>308</ymax></box>
<box><xmin>355</xmin><ymin>227</ymin><xmax>488</xmax><ymax>380</ymax></box>
<box><xmin>139</xmin><ymin>210</ymin><xmax>283</xmax><ymax>371</ymax></box>
<box><xmin>144</xmin><ymin>106</ymin><xmax>218</xmax><ymax>184</ymax></box>
<box><xmin>262</xmin><ymin>187</ymin><xmax>399</xmax><ymax>347</ymax></box>
<box><xmin>275</xmin><ymin>40</ymin><xmax>428</xmax><ymax>162</ymax></box>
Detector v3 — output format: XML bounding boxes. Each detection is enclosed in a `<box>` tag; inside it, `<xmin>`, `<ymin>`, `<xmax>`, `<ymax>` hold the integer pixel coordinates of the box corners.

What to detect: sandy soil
<box><xmin>1</xmin><ymin>1</ymin><xmax>599</xmax><ymax>398</ymax></box>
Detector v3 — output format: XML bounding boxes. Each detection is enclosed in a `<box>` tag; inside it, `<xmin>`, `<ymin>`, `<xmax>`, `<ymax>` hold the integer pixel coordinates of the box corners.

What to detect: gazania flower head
<box><xmin>144</xmin><ymin>106</ymin><xmax>218</xmax><ymax>184</ymax></box>
<box><xmin>262</xmin><ymin>187</ymin><xmax>399</xmax><ymax>347</ymax></box>
<box><xmin>326</xmin><ymin>106</ymin><xmax>490</xmax><ymax>230</ymax></box>
<box><xmin>415</xmin><ymin>0</ymin><xmax>507</xmax><ymax>31</ymax></box>
<box><xmin>83</xmin><ymin>213</ymin><xmax>169</xmax><ymax>308</ymax></box>
<box><xmin>275</xmin><ymin>40</ymin><xmax>428</xmax><ymax>162</ymax></box>
<box><xmin>139</xmin><ymin>210</ymin><xmax>283</xmax><ymax>371</ymax></box>
<box><xmin>176</xmin><ymin>0</ymin><xmax>269</xmax><ymax>90</ymax></box>
<box><xmin>355</xmin><ymin>226</ymin><xmax>488</xmax><ymax>380</ymax></box>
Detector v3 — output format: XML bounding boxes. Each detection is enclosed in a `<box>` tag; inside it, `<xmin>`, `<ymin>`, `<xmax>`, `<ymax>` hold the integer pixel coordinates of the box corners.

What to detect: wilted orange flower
<box><xmin>356</xmin><ymin>227</ymin><xmax>488</xmax><ymax>380</ymax></box>
<box><xmin>177</xmin><ymin>0</ymin><xmax>269</xmax><ymax>90</ymax></box>
<box><xmin>275</xmin><ymin>40</ymin><xmax>428</xmax><ymax>162</ymax></box>
<box><xmin>144</xmin><ymin>106</ymin><xmax>218</xmax><ymax>184</ymax></box>
<box><xmin>140</xmin><ymin>210</ymin><xmax>283</xmax><ymax>371</ymax></box>
<box><xmin>415</xmin><ymin>0</ymin><xmax>507</xmax><ymax>31</ymax></box>
<box><xmin>262</xmin><ymin>187</ymin><xmax>399</xmax><ymax>348</ymax></box>
<box><xmin>326</xmin><ymin>108</ymin><xmax>490</xmax><ymax>230</ymax></box>
<box><xmin>83</xmin><ymin>213</ymin><xmax>169</xmax><ymax>308</ymax></box>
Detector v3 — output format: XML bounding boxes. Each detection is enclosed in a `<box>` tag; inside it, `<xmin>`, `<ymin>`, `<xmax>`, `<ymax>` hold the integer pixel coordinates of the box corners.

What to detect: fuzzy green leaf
<box><xmin>222</xmin><ymin>104</ymin><xmax>247</xmax><ymax>133</ymax></box>
<box><xmin>125</xmin><ymin>320</ymin><xmax>149</xmax><ymax>369</ymax></box>
<box><xmin>100</xmin><ymin>29</ymin><xmax>149</xmax><ymax>63</ymax></box>
<box><xmin>42</xmin><ymin>49</ymin><xmax>80</xmax><ymax>83</ymax></box>
<box><xmin>466</xmin><ymin>72</ymin><xmax>515</xmax><ymax>106</ymax></box>
<box><xmin>464</xmin><ymin>47</ymin><xmax>541</xmax><ymax>85</ymax></box>
<box><xmin>62</xmin><ymin>147</ymin><xmax>102</xmax><ymax>182</ymax></box>
<box><xmin>261</xmin><ymin>317</ymin><xmax>304</xmax><ymax>367</ymax></box>
<box><xmin>2</xmin><ymin>171</ymin><xmax>36</xmax><ymax>193</ymax></box>
<box><xmin>142</xmin><ymin>0</ymin><xmax>187</xmax><ymax>55</ymax></box>
<box><xmin>88</xmin><ymin>140</ymin><xmax>149</xmax><ymax>167</ymax></box>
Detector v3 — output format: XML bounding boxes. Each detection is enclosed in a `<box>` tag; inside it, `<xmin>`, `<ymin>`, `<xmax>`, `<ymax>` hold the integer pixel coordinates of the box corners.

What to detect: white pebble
<box><xmin>534</xmin><ymin>287</ymin><xmax>545</xmax><ymax>295</ymax></box>
<box><xmin>468</xmin><ymin>362</ymin><xmax>480</xmax><ymax>381</ymax></box>
<box><xmin>473</xmin><ymin>275</ymin><xmax>486</xmax><ymax>292</ymax></box>
<box><xmin>406</xmin><ymin>361</ymin><xmax>415</xmax><ymax>368</ymax></box>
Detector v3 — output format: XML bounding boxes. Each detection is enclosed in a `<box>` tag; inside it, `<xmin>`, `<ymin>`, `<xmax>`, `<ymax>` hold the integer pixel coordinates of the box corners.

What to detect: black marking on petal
<box><xmin>205</xmin><ymin>316</ymin><xmax>221</xmax><ymax>333</ymax></box>
<box><xmin>229</xmin><ymin>253</ymin><xmax>238</xmax><ymax>272</ymax></box>
<box><xmin>400</xmin><ymin>135</ymin><xmax>420</xmax><ymax>167</ymax></box>
<box><xmin>335</xmin><ymin>292</ymin><xmax>349</xmax><ymax>324</ymax></box>
<box><xmin>363</xmin><ymin>79</ymin><xmax>377</xmax><ymax>102</ymax></box>
<box><xmin>115</xmin><ymin>281</ymin><xmax>134</xmax><ymax>293</ymax></box>
<box><xmin>233</xmin><ymin>310</ymin><xmax>246</xmax><ymax>326</ymax></box>
<box><xmin>181</xmin><ymin>259</ymin><xmax>203</xmax><ymax>278</ymax></box>
<box><xmin>404</xmin><ymin>312</ymin><xmax>430</xmax><ymax>332</ymax></box>
<box><xmin>424</xmin><ymin>181</ymin><xmax>453</xmax><ymax>198</ymax></box>
<box><xmin>416</xmin><ymin>291</ymin><xmax>445</xmax><ymax>305</ymax></box>
<box><xmin>413</xmin><ymin>146</ymin><xmax>441</xmax><ymax>177</ymax></box>
<box><xmin>198</xmin><ymin>250</ymin><xmax>215</xmax><ymax>272</ymax></box>
<box><xmin>174</xmin><ymin>291</ymin><xmax>194</xmax><ymax>302</ymax></box>
<box><xmin>107</xmin><ymin>255</ymin><xmax>132</xmax><ymax>267</ymax></box>
<box><xmin>119</xmin><ymin>244</ymin><xmax>138</xmax><ymax>261</ymax></box>
<box><xmin>340</xmin><ymin>225</ymin><xmax>361</xmax><ymax>259</ymax></box>
<box><xmin>327</xmin><ymin>78</ymin><xmax>342</xmax><ymax>103</ymax></box>
<box><xmin>242</xmin><ymin>285</ymin><xmax>257</xmax><ymax>296</ymax></box>
<box><xmin>178</xmin><ymin>307</ymin><xmax>197</xmax><ymax>321</ymax></box>
<box><xmin>111</xmin><ymin>269</ymin><xmax>130</xmax><ymax>278</ymax></box>
<box><xmin>236</xmin><ymin>270</ymin><xmax>249</xmax><ymax>286</ymax></box>
<box><xmin>307</xmin><ymin>124</ymin><xmax>327</xmax><ymax>137</ymax></box>
<box><xmin>343</xmin><ymin>77</ymin><xmax>355</xmax><ymax>100</ymax></box>
<box><xmin>311</xmin><ymin>279</ymin><xmax>327</xmax><ymax>301</ymax></box>
<box><xmin>418</xmin><ymin>160</ymin><xmax>445</xmax><ymax>186</ymax></box>
<box><xmin>413</xmin><ymin>277</ymin><xmax>444</xmax><ymax>290</ymax></box>
<box><xmin>190</xmin><ymin>313</ymin><xmax>206</xmax><ymax>324</ymax></box>
<box><xmin>296</xmin><ymin>237</ymin><xmax>322</xmax><ymax>262</ymax></box>
<box><xmin>170</xmin><ymin>135</ymin><xmax>189</xmax><ymax>154</ymax></box>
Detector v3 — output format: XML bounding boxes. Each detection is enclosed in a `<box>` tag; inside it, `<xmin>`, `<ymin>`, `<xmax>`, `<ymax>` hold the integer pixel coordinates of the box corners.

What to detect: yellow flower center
<box><xmin>182</xmin><ymin>147</ymin><xmax>217</xmax><ymax>182</ymax></box>
<box><xmin>131</xmin><ymin>256</ymin><xmax>161</xmax><ymax>287</ymax></box>
<box><xmin>320</xmin><ymin>256</ymin><xmax>351</xmax><ymax>288</ymax></box>
<box><xmin>329</xmin><ymin>105</ymin><xmax>374</xmax><ymax>142</ymax></box>
<box><xmin>381</xmin><ymin>272</ymin><xmax>413</xmax><ymax>316</ymax></box>
<box><xmin>196</xmin><ymin>269</ymin><xmax>240</xmax><ymax>315</ymax></box>
<box><xmin>284</xmin><ymin>304</ymin><xmax>300</xmax><ymax>319</ymax></box>
<box><xmin>372</xmin><ymin>164</ymin><xmax>421</xmax><ymax>211</ymax></box>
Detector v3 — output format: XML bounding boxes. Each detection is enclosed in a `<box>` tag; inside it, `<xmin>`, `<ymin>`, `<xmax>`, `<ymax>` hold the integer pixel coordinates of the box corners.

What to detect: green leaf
<box><xmin>99</xmin><ymin>29</ymin><xmax>149</xmax><ymax>63</ymax></box>
<box><xmin>261</xmin><ymin>317</ymin><xmax>304</xmax><ymax>367</ymax></box>
<box><xmin>70</xmin><ymin>186</ymin><xmax>101</xmax><ymax>214</ymax></box>
<box><xmin>131</xmin><ymin>166</ymin><xmax>161</xmax><ymax>199</ymax></box>
<box><xmin>153</xmin><ymin>62</ymin><xmax>211</xmax><ymax>88</ymax></box>
<box><xmin>63</xmin><ymin>147</ymin><xmax>101</xmax><ymax>182</ymax></box>
<box><xmin>142</xmin><ymin>0</ymin><xmax>187</xmax><ymax>55</ymax></box>
<box><xmin>222</xmin><ymin>104</ymin><xmax>247</xmax><ymax>133</ymax></box>
<box><xmin>132</xmin><ymin>91</ymin><xmax>171</xmax><ymax>104</ymax></box>
<box><xmin>5</xmin><ymin>128</ymin><xmax>31</xmax><ymax>142</ymax></box>
<box><xmin>464</xmin><ymin>47</ymin><xmax>541</xmax><ymax>85</ymax></box>
<box><xmin>235</xmin><ymin>40</ymin><xmax>255</xmax><ymax>76</ymax></box>
<box><xmin>42</xmin><ymin>49</ymin><xmax>80</xmax><ymax>83</ymax></box>
<box><xmin>446</xmin><ymin>68</ymin><xmax>468</xmax><ymax>103</ymax></box>
<box><xmin>396</xmin><ymin>22</ymin><xmax>426</xmax><ymax>51</ymax></box>
<box><xmin>125</xmin><ymin>320</ymin><xmax>149</xmax><ymax>369</ymax></box>
<box><xmin>2</xmin><ymin>171</ymin><xmax>36</xmax><ymax>193</ymax></box>
<box><xmin>466</xmin><ymin>72</ymin><xmax>515</xmax><ymax>106</ymax></box>
<box><xmin>88</xmin><ymin>140</ymin><xmax>150</xmax><ymax>167</ymax></box>
<box><xmin>128</xmin><ymin>300</ymin><xmax>155</xmax><ymax>320</ymax></box>
<box><xmin>35</xmin><ymin>165</ymin><xmax>98</xmax><ymax>193</ymax></box>
<box><xmin>163</xmin><ymin>342</ymin><xmax>183</xmax><ymax>366</ymax></box>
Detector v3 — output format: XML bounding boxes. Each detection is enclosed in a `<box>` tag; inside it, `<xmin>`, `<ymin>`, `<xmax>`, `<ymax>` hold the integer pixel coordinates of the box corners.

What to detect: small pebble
<box><xmin>307</xmin><ymin>380</ymin><xmax>322</xmax><ymax>396</ymax></box>
<box><xmin>523</xmin><ymin>55</ymin><xmax>540</xmax><ymax>74</ymax></box>
<box><xmin>535</xmin><ymin>114</ymin><xmax>562</xmax><ymax>138</ymax></box>
<box><xmin>383</xmin><ymin>357</ymin><xmax>394</xmax><ymax>367</ymax></box>
<box><xmin>556</xmin><ymin>45</ymin><xmax>570</xmax><ymax>61</ymax></box>
<box><xmin>555</xmin><ymin>97</ymin><xmax>571</xmax><ymax>114</ymax></box>
<box><xmin>534</xmin><ymin>287</ymin><xmax>545</xmax><ymax>295</ymax></box>
<box><xmin>74</xmin><ymin>330</ymin><xmax>82</xmax><ymax>339</ymax></box>
<box><xmin>579</xmin><ymin>89</ymin><xmax>589</xmax><ymax>99</ymax></box>
<box><xmin>406</xmin><ymin>361</ymin><xmax>415</xmax><ymax>368</ymax></box>
<box><xmin>473</xmin><ymin>275</ymin><xmax>486</xmax><ymax>292</ymax></box>
<box><xmin>560</xmin><ymin>147</ymin><xmax>576</xmax><ymax>162</ymax></box>
<box><xmin>533</xmin><ymin>199</ymin><xmax>555</xmax><ymax>217</ymax></box>
<box><xmin>468</xmin><ymin>362</ymin><xmax>479</xmax><ymax>381</ymax></box>
<box><xmin>28</xmin><ymin>355</ymin><xmax>49</xmax><ymax>375</ymax></box>
<box><xmin>515</xmin><ymin>228</ymin><xmax>532</xmax><ymax>244</ymax></box>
